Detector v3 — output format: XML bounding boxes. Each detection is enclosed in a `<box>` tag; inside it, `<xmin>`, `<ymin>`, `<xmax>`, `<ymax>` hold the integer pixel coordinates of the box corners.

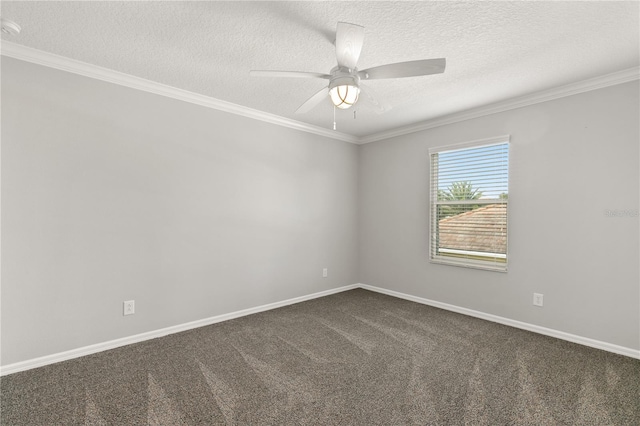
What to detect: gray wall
<box><xmin>1</xmin><ymin>58</ymin><xmax>359</xmax><ymax>365</ymax></box>
<box><xmin>359</xmin><ymin>81</ymin><xmax>640</xmax><ymax>350</ymax></box>
<box><xmin>3</xmin><ymin>56</ymin><xmax>638</xmax><ymax>367</ymax></box>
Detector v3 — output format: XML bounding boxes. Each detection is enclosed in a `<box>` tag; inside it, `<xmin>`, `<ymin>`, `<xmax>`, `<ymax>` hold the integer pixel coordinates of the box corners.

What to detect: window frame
<box><xmin>429</xmin><ymin>135</ymin><xmax>510</xmax><ymax>272</ymax></box>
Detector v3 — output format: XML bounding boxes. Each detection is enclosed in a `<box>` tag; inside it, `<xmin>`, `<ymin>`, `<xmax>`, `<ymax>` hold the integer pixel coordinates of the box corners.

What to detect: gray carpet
<box><xmin>1</xmin><ymin>289</ymin><xmax>639</xmax><ymax>425</ymax></box>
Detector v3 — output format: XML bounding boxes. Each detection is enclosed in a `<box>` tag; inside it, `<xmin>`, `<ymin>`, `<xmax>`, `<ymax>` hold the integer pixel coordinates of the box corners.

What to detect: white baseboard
<box><xmin>359</xmin><ymin>283</ymin><xmax>640</xmax><ymax>360</ymax></box>
<box><xmin>3</xmin><ymin>282</ymin><xmax>637</xmax><ymax>375</ymax></box>
<box><xmin>0</xmin><ymin>284</ymin><xmax>359</xmax><ymax>376</ymax></box>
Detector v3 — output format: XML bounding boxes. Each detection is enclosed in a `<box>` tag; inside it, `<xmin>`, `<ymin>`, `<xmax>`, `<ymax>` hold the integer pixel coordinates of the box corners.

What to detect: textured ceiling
<box><xmin>1</xmin><ymin>1</ymin><xmax>639</xmax><ymax>138</ymax></box>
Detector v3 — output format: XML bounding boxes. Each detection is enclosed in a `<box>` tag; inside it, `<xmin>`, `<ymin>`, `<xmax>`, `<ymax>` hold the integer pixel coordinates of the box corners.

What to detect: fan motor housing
<box><xmin>329</xmin><ymin>66</ymin><xmax>360</xmax><ymax>90</ymax></box>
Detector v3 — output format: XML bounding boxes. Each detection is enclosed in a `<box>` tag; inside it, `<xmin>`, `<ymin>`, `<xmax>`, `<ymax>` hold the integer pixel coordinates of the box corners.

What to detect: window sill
<box><xmin>430</xmin><ymin>256</ymin><xmax>508</xmax><ymax>273</ymax></box>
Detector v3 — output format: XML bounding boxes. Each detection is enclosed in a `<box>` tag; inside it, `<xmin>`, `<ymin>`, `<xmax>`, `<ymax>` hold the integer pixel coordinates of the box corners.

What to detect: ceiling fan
<box><xmin>250</xmin><ymin>22</ymin><xmax>446</xmax><ymax>115</ymax></box>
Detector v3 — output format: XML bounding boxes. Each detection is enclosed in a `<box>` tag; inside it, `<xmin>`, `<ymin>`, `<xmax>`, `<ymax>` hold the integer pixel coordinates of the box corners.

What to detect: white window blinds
<box><xmin>429</xmin><ymin>137</ymin><xmax>510</xmax><ymax>272</ymax></box>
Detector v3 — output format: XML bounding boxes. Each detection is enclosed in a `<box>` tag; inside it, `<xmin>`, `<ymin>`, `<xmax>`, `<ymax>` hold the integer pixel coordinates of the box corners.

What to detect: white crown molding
<box><xmin>0</xmin><ymin>41</ymin><xmax>359</xmax><ymax>144</ymax></box>
<box><xmin>1</xmin><ymin>41</ymin><xmax>637</xmax><ymax>145</ymax></box>
<box><xmin>359</xmin><ymin>284</ymin><xmax>640</xmax><ymax>360</ymax></box>
<box><xmin>359</xmin><ymin>66</ymin><xmax>640</xmax><ymax>144</ymax></box>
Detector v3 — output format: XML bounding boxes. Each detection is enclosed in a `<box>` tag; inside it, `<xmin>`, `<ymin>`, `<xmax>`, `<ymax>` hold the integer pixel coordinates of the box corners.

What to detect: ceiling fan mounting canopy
<box><xmin>250</xmin><ymin>22</ymin><xmax>446</xmax><ymax>114</ymax></box>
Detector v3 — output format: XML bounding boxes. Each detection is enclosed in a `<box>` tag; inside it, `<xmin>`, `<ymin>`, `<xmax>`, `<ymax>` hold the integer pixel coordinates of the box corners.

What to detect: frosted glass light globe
<box><xmin>329</xmin><ymin>85</ymin><xmax>360</xmax><ymax>109</ymax></box>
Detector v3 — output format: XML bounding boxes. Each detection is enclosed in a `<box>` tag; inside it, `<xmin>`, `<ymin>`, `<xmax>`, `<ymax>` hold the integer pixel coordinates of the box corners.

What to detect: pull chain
<box><xmin>333</xmin><ymin>106</ymin><xmax>337</xmax><ymax>130</ymax></box>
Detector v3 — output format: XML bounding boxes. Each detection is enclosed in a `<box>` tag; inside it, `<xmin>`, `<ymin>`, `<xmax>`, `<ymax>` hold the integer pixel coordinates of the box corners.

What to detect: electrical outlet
<box><xmin>322</xmin><ymin>268</ymin><xmax>328</xmax><ymax>278</ymax></box>
<box><xmin>533</xmin><ymin>293</ymin><xmax>544</xmax><ymax>307</ymax></box>
<box><xmin>123</xmin><ymin>300</ymin><xmax>135</xmax><ymax>316</ymax></box>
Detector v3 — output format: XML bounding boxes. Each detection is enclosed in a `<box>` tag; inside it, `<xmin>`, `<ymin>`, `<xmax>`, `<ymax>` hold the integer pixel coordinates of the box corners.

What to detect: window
<box><xmin>429</xmin><ymin>136</ymin><xmax>509</xmax><ymax>272</ymax></box>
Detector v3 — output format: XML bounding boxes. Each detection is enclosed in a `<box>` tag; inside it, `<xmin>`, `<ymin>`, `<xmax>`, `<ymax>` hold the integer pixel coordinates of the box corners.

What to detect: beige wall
<box><xmin>1</xmin><ymin>58</ymin><xmax>359</xmax><ymax>365</ymax></box>
<box><xmin>358</xmin><ymin>81</ymin><xmax>640</xmax><ymax>350</ymax></box>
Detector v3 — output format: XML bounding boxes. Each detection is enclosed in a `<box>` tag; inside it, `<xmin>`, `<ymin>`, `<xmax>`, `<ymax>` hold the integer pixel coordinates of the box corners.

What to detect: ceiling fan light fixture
<box><xmin>250</xmin><ymin>22</ymin><xmax>446</xmax><ymax>117</ymax></box>
<box><xmin>329</xmin><ymin>84</ymin><xmax>360</xmax><ymax>109</ymax></box>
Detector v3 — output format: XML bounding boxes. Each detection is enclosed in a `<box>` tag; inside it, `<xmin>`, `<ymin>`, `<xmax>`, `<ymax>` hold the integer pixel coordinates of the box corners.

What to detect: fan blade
<box><xmin>250</xmin><ymin>70</ymin><xmax>331</xmax><ymax>79</ymax></box>
<box><xmin>295</xmin><ymin>87</ymin><xmax>329</xmax><ymax>114</ymax></box>
<box><xmin>358</xmin><ymin>58</ymin><xmax>446</xmax><ymax>80</ymax></box>
<box><xmin>335</xmin><ymin>22</ymin><xmax>364</xmax><ymax>70</ymax></box>
<box><xmin>359</xmin><ymin>83</ymin><xmax>389</xmax><ymax>114</ymax></box>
